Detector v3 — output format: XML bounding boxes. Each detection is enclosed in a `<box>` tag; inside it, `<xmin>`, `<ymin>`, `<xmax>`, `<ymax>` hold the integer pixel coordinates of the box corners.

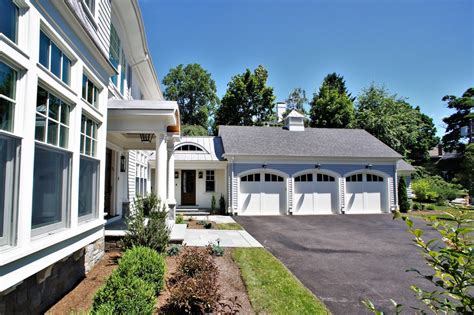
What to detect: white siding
<box><xmin>96</xmin><ymin>0</ymin><xmax>111</xmax><ymax>55</ymax></box>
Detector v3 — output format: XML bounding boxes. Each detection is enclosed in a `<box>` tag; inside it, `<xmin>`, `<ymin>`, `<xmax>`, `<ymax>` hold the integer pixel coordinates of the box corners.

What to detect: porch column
<box><xmin>167</xmin><ymin>142</ymin><xmax>176</xmax><ymax>221</ymax></box>
<box><xmin>155</xmin><ymin>134</ymin><xmax>167</xmax><ymax>202</ymax></box>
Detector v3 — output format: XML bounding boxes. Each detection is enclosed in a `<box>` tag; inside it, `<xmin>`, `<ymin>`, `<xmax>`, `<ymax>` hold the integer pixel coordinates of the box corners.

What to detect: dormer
<box><xmin>283</xmin><ymin>110</ymin><xmax>305</xmax><ymax>131</ymax></box>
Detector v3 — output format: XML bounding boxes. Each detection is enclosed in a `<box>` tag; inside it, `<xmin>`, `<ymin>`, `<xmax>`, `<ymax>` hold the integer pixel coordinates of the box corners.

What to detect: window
<box><xmin>35</xmin><ymin>86</ymin><xmax>70</xmax><ymax>148</ymax></box>
<box><xmin>39</xmin><ymin>31</ymin><xmax>71</xmax><ymax>85</ymax></box>
<box><xmin>295</xmin><ymin>174</ymin><xmax>313</xmax><ymax>182</ymax></box>
<box><xmin>175</xmin><ymin>144</ymin><xmax>205</xmax><ymax>152</ymax></box>
<box><xmin>32</xmin><ymin>145</ymin><xmax>71</xmax><ymax>234</ymax></box>
<box><xmin>82</xmin><ymin>74</ymin><xmax>99</xmax><ymax>108</ymax></box>
<box><xmin>80</xmin><ymin>115</ymin><xmax>98</xmax><ymax>156</ymax></box>
<box><xmin>346</xmin><ymin>174</ymin><xmax>363</xmax><ymax>182</ymax></box>
<box><xmin>367</xmin><ymin>174</ymin><xmax>384</xmax><ymax>182</ymax></box>
<box><xmin>316</xmin><ymin>174</ymin><xmax>335</xmax><ymax>182</ymax></box>
<box><xmin>265</xmin><ymin>173</ymin><xmax>284</xmax><ymax>182</ymax></box>
<box><xmin>241</xmin><ymin>173</ymin><xmax>260</xmax><ymax>182</ymax></box>
<box><xmin>206</xmin><ymin>170</ymin><xmax>215</xmax><ymax>192</ymax></box>
<box><xmin>0</xmin><ymin>61</ymin><xmax>17</xmax><ymax>132</ymax></box>
<box><xmin>83</xmin><ymin>0</ymin><xmax>95</xmax><ymax>13</ymax></box>
<box><xmin>135</xmin><ymin>164</ymin><xmax>147</xmax><ymax>196</ymax></box>
<box><xmin>109</xmin><ymin>24</ymin><xmax>120</xmax><ymax>86</ymax></box>
<box><xmin>0</xmin><ymin>134</ymin><xmax>19</xmax><ymax>247</ymax></box>
<box><xmin>120</xmin><ymin>51</ymin><xmax>127</xmax><ymax>95</ymax></box>
<box><xmin>0</xmin><ymin>0</ymin><xmax>18</xmax><ymax>43</ymax></box>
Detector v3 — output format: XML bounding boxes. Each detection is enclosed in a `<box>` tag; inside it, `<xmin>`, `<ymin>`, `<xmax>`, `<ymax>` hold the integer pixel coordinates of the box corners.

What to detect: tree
<box><xmin>286</xmin><ymin>88</ymin><xmax>307</xmax><ymax>112</ymax></box>
<box><xmin>162</xmin><ymin>64</ymin><xmax>218</xmax><ymax>129</ymax></box>
<box><xmin>459</xmin><ymin>143</ymin><xmax>474</xmax><ymax>201</ymax></box>
<box><xmin>355</xmin><ymin>84</ymin><xmax>438</xmax><ymax>162</ymax></box>
<box><xmin>215</xmin><ymin>65</ymin><xmax>276</xmax><ymax>128</ymax></box>
<box><xmin>181</xmin><ymin>124</ymin><xmax>208</xmax><ymax>136</ymax></box>
<box><xmin>398</xmin><ymin>177</ymin><xmax>409</xmax><ymax>213</ymax></box>
<box><xmin>441</xmin><ymin>87</ymin><xmax>474</xmax><ymax>153</ymax></box>
<box><xmin>309</xmin><ymin>73</ymin><xmax>355</xmax><ymax>128</ymax></box>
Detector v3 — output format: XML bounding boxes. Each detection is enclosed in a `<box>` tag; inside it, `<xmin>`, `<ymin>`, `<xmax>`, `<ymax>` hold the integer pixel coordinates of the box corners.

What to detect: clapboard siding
<box><xmin>128</xmin><ymin>151</ymin><xmax>137</xmax><ymax>199</ymax></box>
<box><xmin>96</xmin><ymin>0</ymin><xmax>111</xmax><ymax>55</ymax></box>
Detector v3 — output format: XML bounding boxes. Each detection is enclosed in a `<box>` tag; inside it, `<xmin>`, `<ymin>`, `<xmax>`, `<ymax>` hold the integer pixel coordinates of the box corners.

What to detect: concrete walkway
<box><xmin>183</xmin><ymin>229</ymin><xmax>262</xmax><ymax>247</ymax></box>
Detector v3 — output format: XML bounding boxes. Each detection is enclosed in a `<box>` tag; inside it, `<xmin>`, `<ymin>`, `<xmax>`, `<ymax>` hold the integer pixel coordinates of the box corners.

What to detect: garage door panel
<box><xmin>345</xmin><ymin>174</ymin><xmax>386</xmax><ymax>213</ymax></box>
<box><xmin>239</xmin><ymin>173</ymin><xmax>285</xmax><ymax>215</ymax></box>
<box><xmin>294</xmin><ymin>178</ymin><xmax>337</xmax><ymax>214</ymax></box>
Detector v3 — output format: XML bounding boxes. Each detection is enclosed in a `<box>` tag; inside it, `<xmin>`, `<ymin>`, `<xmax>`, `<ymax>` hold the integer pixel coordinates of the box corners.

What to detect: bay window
<box><xmin>32</xmin><ymin>86</ymin><xmax>72</xmax><ymax>235</ymax></box>
<box><xmin>79</xmin><ymin>115</ymin><xmax>100</xmax><ymax>221</ymax></box>
<box><xmin>0</xmin><ymin>0</ymin><xmax>19</xmax><ymax>43</ymax></box>
<box><xmin>0</xmin><ymin>61</ymin><xmax>17</xmax><ymax>132</ymax></box>
<box><xmin>0</xmin><ymin>134</ymin><xmax>19</xmax><ymax>247</ymax></box>
<box><xmin>39</xmin><ymin>31</ymin><xmax>71</xmax><ymax>85</ymax></box>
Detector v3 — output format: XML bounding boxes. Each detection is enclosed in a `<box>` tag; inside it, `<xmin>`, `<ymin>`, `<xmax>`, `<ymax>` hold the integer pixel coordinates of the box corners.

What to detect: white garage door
<box><xmin>239</xmin><ymin>173</ymin><xmax>286</xmax><ymax>215</ymax></box>
<box><xmin>294</xmin><ymin>173</ymin><xmax>338</xmax><ymax>214</ymax></box>
<box><xmin>345</xmin><ymin>173</ymin><xmax>386</xmax><ymax>213</ymax></box>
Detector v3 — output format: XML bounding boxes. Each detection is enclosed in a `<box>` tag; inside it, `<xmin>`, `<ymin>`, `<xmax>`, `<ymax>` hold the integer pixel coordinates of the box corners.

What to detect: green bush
<box><xmin>412</xmin><ymin>203</ymin><xmax>420</xmax><ymax>211</ymax></box>
<box><xmin>92</xmin><ymin>272</ymin><xmax>156</xmax><ymax>315</ymax></box>
<box><xmin>167</xmin><ymin>244</ymin><xmax>182</xmax><ymax>256</ymax></box>
<box><xmin>398</xmin><ymin>177</ymin><xmax>409</xmax><ymax>213</ymax></box>
<box><xmin>426</xmin><ymin>203</ymin><xmax>436</xmax><ymax>210</ymax></box>
<box><xmin>208</xmin><ymin>243</ymin><xmax>224</xmax><ymax>257</ymax></box>
<box><xmin>117</xmin><ymin>246</ymin><xmax>165</xmax><ymax>294</ymax></box>
<box><xmin>176</xmin><ymin>214</ymin><xmax>184</xmax><ymax>224</ymax></box>
<box><xmin>123</xmin><ymin>195</ymin><xmax>170</xmax><ymax>253</ymax></box>
<box><xmin>211</xmin><ymin>194</ymin><xmax>217</xmax><ymax>214</ymax></box>
<box><xmin>204</xmin><ymin>222</ymin><xmax>212</xmax><ymax>229</ymax></box>
<box><xmin>412</xmin><ymin>176</ymin><xmax>464</xmax><ymax>203</ymax></box>
<box><xmin>219</xmin><ymin>194</ymin><xmax>226</xmax><ymax>215</ymax></box>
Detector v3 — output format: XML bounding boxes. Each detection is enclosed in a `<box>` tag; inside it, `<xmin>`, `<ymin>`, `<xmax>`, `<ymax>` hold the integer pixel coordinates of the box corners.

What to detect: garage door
<box><xmin>239</xmin><ymin>173</ymin><xmax>286</xmax><ymax>215</ymax></box>
<box><xmin>345</xmin><ymin>173</ymin><xmax>386</xmax><ymax>213</ymax></box>
<box><xmin>294</xmin><ymin>173</ymin><xmax>338</xmax><ymax>214</ymax></box>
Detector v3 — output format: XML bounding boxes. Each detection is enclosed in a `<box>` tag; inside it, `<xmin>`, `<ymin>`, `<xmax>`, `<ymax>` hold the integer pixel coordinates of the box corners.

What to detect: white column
<box><xmin>167</xmin><ymin>142</ymin><xmax>176</xmax><ymax>221</ymax></box>
<box><xmin>155</xmin><ymin>134</ymin><xmax>167</xmax><ymax>203</ymax></box>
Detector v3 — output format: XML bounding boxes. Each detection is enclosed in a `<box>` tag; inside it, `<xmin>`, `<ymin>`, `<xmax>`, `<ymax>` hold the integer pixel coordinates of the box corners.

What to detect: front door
<box><xmin>181</xmin><ymin>170</ymin><xmax>196</xmax><ymax>205</ymax></box>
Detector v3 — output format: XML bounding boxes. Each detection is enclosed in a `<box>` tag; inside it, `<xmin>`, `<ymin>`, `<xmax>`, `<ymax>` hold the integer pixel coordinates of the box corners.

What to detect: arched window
<box><xmin>241</xmin><ymin>173</ymin><xmax>261</xmax><ymax>182</ymax></box>
<box><xmin>316</xmin><ymin>174</ymin><xmax>335</xmax><ymax>182</ymax></box>
<box><xmin>175</xmin><ymin>144</ymin><xmax>205</xmax><ymax>152</ymax></box>
<box><xmin>367</xmin><ymin>174</ymin><xmax>384</xmax><ymax>182</ymax></box>
<box><xmin>264</xmin><ymin>173</ymin><xmax>284</xmax><ymax>182</ymax></box>
<box><xmin>295</xmin><ymin>174</ymin><xmax>313</xmax><ymax>182</ymax></box>
<box><xmin>346</xmin><ymin>174</ymin><xmax>363</xmax><ymax>182</ymax></box>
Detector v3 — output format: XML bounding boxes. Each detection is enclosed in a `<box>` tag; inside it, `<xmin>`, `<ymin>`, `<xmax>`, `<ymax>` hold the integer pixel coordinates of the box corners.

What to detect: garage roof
<box><xmin>219</xmin><ymin>126</ymin><xmax>402</xmax><ymax>159</ymax></box>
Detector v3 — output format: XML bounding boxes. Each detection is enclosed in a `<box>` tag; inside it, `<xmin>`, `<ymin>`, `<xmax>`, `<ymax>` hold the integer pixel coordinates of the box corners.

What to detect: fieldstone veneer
<box><xmin>0</xmin><ymin>237</ymin><xmax>104</xmax><ymax>314</ymax></box>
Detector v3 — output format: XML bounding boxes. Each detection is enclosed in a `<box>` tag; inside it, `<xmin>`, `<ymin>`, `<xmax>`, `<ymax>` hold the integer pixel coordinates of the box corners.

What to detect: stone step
<box><xmin>176</xmin><ymin>211</ymin><xmax>211</xmax><ymax>216</ymax></box>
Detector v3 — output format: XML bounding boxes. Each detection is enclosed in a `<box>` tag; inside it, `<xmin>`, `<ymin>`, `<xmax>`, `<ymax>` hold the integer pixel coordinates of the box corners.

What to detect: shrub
<box><xmin>204</xmin><ymin>222</ymin><xmax>212</xmax><ymax>229</ymax></box>
<box><xmin>141</xmin><ymin>192</ymin><xmax>159</xmax><ymax>216</ymax></box>
<box><xmin>123</xmin><ymin>195</ymin><xmax>170</xmax><ymax>253</ymax></box>
<box><xmin>176</xmin><ymin>214</ymin><xmax>184</xmax><ymax>224</ymax></box>
<box><xmin>426</xmin><ymin>203</ymin><xmax>436</xmax><ymax>210</ymax></box>
<box><xmin>412</xmin><ymin>176</ymin><xmax>464</xmax><ymax>203</ymax></box>
<box><xmin>166</xmin><ymin>247</ymin><xmax>220</xmax><ymax>313</ymax></box>
<box><xmin>117</xmin><ymin>246</ymin><xmax>166</xmax><ymax>294</ymax></box>
<box><xmin>398</xmin><ymin>177</ymin><xmax>409</xmax><ymax>213</ymax></box>
<box><xmin>211</xmin><ymin>194</ymin><xmax>217</xmax><ymax>214</ymax></box>
<box><xmin>197</xmin><ymin>220</ymin><xmax>207</xmax><ymax>225</ymax></box>
<box><xmin>167</xmin><ymin>244</ymin><xmax>182</xmax><ymax>256</ymax></box>
<box><xmin>207</xmin><ymin>243</ymin><xmax>224</xmax><ymax>257</ymax></box>
<box><xmin>92</xmin><ymin>272</ymin><xmax>156</xmax><ymax>315</ymax></box>
<box><xmin>412</xmin><ymin>203</ymin><xmax>420</xmax><ymax>211</ymax></box>
<box><xmin>219</xmin><ymin>194</ymin><xmax>226</xmax><ymax>215</ymax></box>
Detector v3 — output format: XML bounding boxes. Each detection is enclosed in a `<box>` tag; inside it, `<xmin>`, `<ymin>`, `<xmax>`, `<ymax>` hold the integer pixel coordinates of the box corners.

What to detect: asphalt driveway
<box><xmin>235</xmin><ymin>214</ymin><xmax>437</xmax><ymax>315</ymax></box>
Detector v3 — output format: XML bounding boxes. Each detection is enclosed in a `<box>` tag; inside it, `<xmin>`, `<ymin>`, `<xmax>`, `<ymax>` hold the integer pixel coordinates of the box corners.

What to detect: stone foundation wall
<box><xmin>0</xmin><ymin>237</ymin><xmax>104</xmax><ymax>314</ymax></box>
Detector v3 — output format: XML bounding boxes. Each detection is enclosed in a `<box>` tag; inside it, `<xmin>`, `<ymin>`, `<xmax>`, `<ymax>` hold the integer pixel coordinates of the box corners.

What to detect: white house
<box><xmin>169</xmin><ymin>112</ymin><xmax>415</xmax><ymax>215</ymax></box>
<box><xmin>0</xmin><ymin>0</ymin><xmax>178</xmax><ymax>313</ymax></box>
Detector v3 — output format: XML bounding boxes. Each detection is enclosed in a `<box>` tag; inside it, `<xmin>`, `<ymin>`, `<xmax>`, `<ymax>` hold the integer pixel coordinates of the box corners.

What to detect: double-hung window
<box><xmin>32</xmin><ymin>86</ymin><xmax>72</xmax><ymax>235</ymax></box>
<box><xmin>0</xmin><ymin>0</ymin><xmax>19</xmax><ymax>43</ymax></box>
<box><xmin>82</xmin><ymin>74</ymin><xmax>99</xmax><ymax>108</ymax></box>
<box><xmin>206</xmin><ymin>170</ymin><xmax>215</xmax><ymax>192</ymax></box>
<box><xmin>79</xmin><ymin>115</ymin><xmax>100</xmax><ymax>221</ymax></box>
<box><xmin>109</xmin><ymin>24</ymin><xmax>120</xmax><ymax>86</ymax></box>
<box><xmin>39</xmin><ymin>30</ymin><xmax>71</xmax><ymax>85</ymax></box>
<box><xmin>0</xmin><ymin>61</ymin><xmax>17</xmax><ymax>132</ymax></box>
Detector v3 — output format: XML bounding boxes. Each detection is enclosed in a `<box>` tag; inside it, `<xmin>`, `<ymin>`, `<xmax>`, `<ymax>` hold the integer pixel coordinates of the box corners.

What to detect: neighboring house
<box><xmin>397</xmin><ymin>160</ymin><xmax>416</xmax><ymax>199</ymax></box>
<box><xmin>0</xmin><ymin>0</ymin><xmax>178</xmax><ymax>313</ymax></box>
<box><xmin>171</xmin><ymin>111</ymin><xmax>414</xmax><ymax>215</ymax></box>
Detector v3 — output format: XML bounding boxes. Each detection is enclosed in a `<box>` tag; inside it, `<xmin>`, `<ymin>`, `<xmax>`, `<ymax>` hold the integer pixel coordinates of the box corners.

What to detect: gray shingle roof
<box><xmin>396</xmin><ymin>160</ymin><xmax>416</xmax><ymax>172</ymax></box>
<box><xmin>218</xmin><ymin>126</ymin><xmax>402</xmax><ymax>159</ymax></box>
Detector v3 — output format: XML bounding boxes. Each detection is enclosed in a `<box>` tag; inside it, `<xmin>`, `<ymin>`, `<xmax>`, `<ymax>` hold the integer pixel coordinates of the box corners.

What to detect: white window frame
<box><xmin>205</xmin><ymin>170</ymin><xmax>215</xmax><ymax>192</ymax></box>
<box><xmin>82</xmin><ymin>73</ymin><xmax>100</xmax><ymax>109</ymax></box>
<box><xmin>0</xmin><ymin>60</ymin><xmax>18</xmax><ymax>133</ymax></box>
<box><xmin>39</xmin><ymin>30</ymin><xmax>72</xmax><ymax>85</ymax></box>
<box><xmin>0</xmin><ymin>0</ymin><xmax>19</xmax><ymax>44</ymax></box>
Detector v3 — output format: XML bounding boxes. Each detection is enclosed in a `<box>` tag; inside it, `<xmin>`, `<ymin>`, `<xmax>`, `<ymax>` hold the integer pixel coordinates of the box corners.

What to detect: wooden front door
<box><xmin>181</xmin><ymin>170</ymin><xmax>196</xmax><ymax>205</ymax></box>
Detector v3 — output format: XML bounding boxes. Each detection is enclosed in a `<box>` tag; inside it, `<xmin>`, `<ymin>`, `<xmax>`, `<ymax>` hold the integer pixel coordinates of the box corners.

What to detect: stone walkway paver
<box><xmin>183</xmin><ymin>229</ymin><xmax>262</xmax><ymax>247</ymax></box>
<box><xmin>184</xmin><ymin>215</ymin><xmax>237</xmax><ymax>224</ymax></box>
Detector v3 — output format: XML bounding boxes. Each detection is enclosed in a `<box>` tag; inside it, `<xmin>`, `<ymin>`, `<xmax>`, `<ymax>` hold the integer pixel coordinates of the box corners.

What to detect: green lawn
<box><xmin>216</xmin><ymin>222</ymin><xmax>243</xmax><ymax>230</ymax></box>
<box><xmin>409</xmin><ymin>207</ymin><xmax>474</xmax><ymax>226</ymax></box>
<box><xmin>232</xmin><ymin>248</ymin><xmax>330</xmax><ymax>315</ymax></box>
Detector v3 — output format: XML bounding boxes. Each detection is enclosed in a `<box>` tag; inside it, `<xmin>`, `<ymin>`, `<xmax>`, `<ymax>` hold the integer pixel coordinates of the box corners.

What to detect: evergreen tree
<box><xmin>398</xmin><ymin>177</ymin><xmax>410</xmax><ymax>213</ymax></box>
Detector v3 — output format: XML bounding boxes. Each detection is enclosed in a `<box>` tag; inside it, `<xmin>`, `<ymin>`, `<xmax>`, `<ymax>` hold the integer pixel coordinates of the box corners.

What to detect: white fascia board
<box><xmin>174</xmin><ymin>161</ymin><xmax>227</xmax><ymax>170</ymax></box>
<box><xmin>225</xmin><ymin>154</ymin><xmax>399</xmax><ymax>164</ymax></box>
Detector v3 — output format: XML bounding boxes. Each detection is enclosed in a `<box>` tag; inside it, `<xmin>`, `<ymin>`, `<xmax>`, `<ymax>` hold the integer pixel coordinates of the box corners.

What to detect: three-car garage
<box><xmin>237</xmin><ymin>170</ymin><xmax>390</xmax><ymax>215</ymax></box>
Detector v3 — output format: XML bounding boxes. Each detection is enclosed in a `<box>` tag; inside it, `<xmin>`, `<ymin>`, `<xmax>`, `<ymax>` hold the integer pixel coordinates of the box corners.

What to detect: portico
<box><xmin>106</xmin><ymin>99</ymin><xmax>180</xmax><ymax>223</ymax></box>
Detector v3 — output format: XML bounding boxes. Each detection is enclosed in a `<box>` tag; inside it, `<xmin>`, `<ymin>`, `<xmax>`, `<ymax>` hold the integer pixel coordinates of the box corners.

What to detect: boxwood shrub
<box><xmin>117</xmin><ymin>246</ymin><xmax>166</xmax><ymax>293</ymax></box>
<box><xmin>91</xmin><ymin>272</ymin><xmax>155</xmax><ymax>315</ymax></box>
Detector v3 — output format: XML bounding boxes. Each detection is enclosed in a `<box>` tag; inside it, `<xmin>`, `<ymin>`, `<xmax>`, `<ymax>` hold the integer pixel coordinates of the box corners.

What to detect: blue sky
<box><xmin>139</xmin><ymin>0</ymin><xmax>473</xmax><ymax>136</ymax></box>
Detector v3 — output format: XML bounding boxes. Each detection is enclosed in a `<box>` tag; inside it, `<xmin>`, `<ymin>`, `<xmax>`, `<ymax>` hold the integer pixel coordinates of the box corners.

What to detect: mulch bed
<box><xmin>186</xmin><ymin>220</ymin><xmax>218</xmax><ymax>230</ymax></box>
<box><xmin>45</xmin><ymin>251</ymin><xmax>121</xmax><ymax>314</ymax></box>
<box><xmin>46</xmin><ymin>248</ymin><xmax>253</xmax><ymax>314</ymax></box>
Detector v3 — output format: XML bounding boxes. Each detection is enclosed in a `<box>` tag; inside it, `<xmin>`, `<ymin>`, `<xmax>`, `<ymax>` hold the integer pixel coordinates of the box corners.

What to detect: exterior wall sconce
<box><xmin>262</xmin><ymin>163</ymin><xmax>267</xmax><ymax>168</ymax></box>
<box><xmin>139</xmin><ymin>133</ymin><xmax>154</xmax><ymax>143</ymax></box>
<box><xmin>340</xmin><ymin>206</ymin><xmax>345</xmax><ymax>214</ymax></box>
<box><xmin>315</xmin><ymin>163</ymin><xmax>321</xmax><ymax>169</ymax></box>
<box><xmin>366</xmin><ymin>164</ymin><xmax>373</xmax><ymax>169</ymax></box>
<box><xmin>120</xmin><ymin>155</ymin><xmax>126</xmax><ymax>172</ymax></box>
<box><xmin>198</xmin><ymin>171</ymin><xmax>203</xmax><ymax>178</ymax></box>
<box><xmin>174</xmin><ymin>171</ymin><xmax>179</xmax><ymax>179</ymax></box>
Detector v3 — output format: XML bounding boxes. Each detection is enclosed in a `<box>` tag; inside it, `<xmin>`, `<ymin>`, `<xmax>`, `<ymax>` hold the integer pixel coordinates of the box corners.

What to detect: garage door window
<box><xmin>241</xmin><ymin>173</ymin><xmax>260</xmax><ymax>182</ymax></box>
<box><xmin>346</xmin><ymin>174</ymin><xmax>363</xmax><ymax>182</ymax></box>
<box><xmin>265</xmin><ymin>174</ymin><xmax>283</xmax><ymax>182</ymax></box>
<box><xmin>295</xmin><ymin>174</ymin><xmax>312</xmax><ymax>182</ymax></box>
<box><xmin>316</xmin><ymin>174</ymin><xmax>335</xmax><ymax>182</ymax></box>
<box><xmin>367</xmin><ymin>174</ymin><xmax>383</xmax><ymax>182</ymax></box>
